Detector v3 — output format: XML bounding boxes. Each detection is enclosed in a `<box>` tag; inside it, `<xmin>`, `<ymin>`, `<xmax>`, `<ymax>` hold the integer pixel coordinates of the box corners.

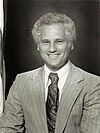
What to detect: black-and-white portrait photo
<box><xmin>0</xmin><ymin>0</ymin><xmax>100</xmax><ymax>133</ymax></box>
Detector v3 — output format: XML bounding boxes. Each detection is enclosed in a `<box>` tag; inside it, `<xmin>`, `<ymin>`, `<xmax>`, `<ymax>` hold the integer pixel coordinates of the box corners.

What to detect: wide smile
<box><xmin>47</xmin><ymin>53</ymin><xmax>60</xmax><ymax>59</ymax></box>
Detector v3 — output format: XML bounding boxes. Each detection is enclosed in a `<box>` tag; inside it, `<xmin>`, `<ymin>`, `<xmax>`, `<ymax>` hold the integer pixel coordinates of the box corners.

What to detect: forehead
<box><xmin>40</xmin><ymin>23</ymin><xmax>66</xmax><ymax>40</ymax></box>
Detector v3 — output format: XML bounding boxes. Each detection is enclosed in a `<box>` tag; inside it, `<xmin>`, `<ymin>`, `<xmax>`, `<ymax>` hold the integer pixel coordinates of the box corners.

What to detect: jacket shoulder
<box><xmin>77</xmin><ymin>67</ymin><xmax>100</xmax><ymax>82</ymax></box>
<box><xmin>16</xmin><ymin>66</ymin><xmax>43</xmax><ymax>80</ymax></box>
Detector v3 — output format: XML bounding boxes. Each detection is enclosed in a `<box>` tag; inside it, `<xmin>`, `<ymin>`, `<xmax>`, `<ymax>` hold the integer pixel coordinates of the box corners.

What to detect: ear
<box><xmin>68</xmin><ymin>41</ymin><xmax>74</xmax><ymax>50</ymax></box>
<box><xmin>70</xmin><ymin>43</ymin><xmax>74</xmax><ymax>50</ymax></box>
<box><xmin>37</xmin><ymin>45</ymin><xmax>39</xmax><ymax>51</ymax></box>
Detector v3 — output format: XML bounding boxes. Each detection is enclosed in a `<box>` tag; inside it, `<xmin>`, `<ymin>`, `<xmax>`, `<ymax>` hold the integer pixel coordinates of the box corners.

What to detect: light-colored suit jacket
<box><xmin>0</xmin><ymin>62</ymin><xmax>100</xmax><ymax>133</ymax></box>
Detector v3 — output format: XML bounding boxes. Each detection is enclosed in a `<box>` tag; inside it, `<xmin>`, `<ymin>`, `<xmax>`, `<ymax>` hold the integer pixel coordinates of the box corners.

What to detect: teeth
<box><xmin>49</xmin><ymin>54</ymin><xmax>58</xmax><ymax>58</ymax></box>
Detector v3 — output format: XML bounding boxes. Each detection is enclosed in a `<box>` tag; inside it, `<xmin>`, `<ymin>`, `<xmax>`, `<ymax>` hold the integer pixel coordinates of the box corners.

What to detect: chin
<box><xmin>47</xmin><ymin>64</ymin><xmax>61</xmax><ymax>71</ymax></box>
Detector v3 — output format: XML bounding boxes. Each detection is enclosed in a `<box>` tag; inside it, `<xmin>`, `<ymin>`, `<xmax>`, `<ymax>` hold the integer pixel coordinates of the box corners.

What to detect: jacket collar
<box><xmin>29</xmin><ymin>62</ymin><xmax>84</xmax><ymax>133</ymax></box>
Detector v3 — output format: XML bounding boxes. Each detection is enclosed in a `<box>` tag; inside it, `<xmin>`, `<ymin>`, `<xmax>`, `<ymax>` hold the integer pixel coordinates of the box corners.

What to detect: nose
<box><xmin>49</xmin><ymin>42</ymin><xmax>56</xmax><ymax>52</ymax></box>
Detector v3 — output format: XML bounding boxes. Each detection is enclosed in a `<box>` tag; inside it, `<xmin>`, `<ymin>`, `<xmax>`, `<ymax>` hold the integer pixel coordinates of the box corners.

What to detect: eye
<box><xmin>41</xmin><ymin>40</ymin><xmax>50</xmax><ymax>45</ymax></box>
<box><xmin>55</xmin><ymin>39</ymin><xmax>64</xmax><ymax>44</ymax></box>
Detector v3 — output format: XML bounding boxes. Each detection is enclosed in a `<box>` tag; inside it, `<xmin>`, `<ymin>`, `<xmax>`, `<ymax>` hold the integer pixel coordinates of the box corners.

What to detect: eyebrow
<box><xmin>55</xmin><ymin>39</ymin><xmax>64</xmax><ymax>41</ymax></box>
<box><xmin>41</xmin><ymin>39</ymin><xmax>50</xmax><ymax>42</ymax></box>
<box><xmin>41</xmin><ymin>38</ymin><xmax>65</xmax><ymax>41</ymax></box>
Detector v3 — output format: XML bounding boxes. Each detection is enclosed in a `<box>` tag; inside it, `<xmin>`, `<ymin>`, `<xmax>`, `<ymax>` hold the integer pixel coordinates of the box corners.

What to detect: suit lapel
<box><xmin>28</xmin><ymin>63</ymin><xmax>84</xmax><ymax>133</ymax></box>
<box><xmin>29</xmin><ymin>67</ymin><xmax>48</xmax><ymax>133</ymax></box>
<box><xmin>55</xmin><ymin>63</ymin><xmax>84</xmax><ymax>133</ymax></box>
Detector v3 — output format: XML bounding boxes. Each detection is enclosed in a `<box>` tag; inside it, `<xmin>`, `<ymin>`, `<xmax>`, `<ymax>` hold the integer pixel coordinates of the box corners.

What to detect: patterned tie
<box><xmin>46</xmin><ymin>72</ymin><xmax>59</xmax><ymax>133</ymax></box>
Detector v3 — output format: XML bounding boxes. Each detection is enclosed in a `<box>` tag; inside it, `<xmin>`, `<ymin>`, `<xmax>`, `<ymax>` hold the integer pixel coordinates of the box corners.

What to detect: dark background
<box><xmin>4</xmin><ymin>0</ymin><xmax>100</xmax><ymax>98</ymax></box>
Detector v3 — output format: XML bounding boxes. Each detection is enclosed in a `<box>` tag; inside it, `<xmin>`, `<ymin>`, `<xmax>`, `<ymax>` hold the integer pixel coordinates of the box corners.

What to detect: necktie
<box><xmin>46</xmin><ymin>72</ymin><xmax>59</xmax><ymax>133</ymax></box>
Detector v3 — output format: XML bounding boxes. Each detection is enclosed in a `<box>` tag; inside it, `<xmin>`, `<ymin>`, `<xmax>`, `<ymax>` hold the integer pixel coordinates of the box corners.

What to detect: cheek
<box><xmin>39</xmin><ymin>44</ymin><xmax>48</xmax><ymax>52</ymax></box>
<box><xmin>60</xmin><ymin>46</ymin><xmax>70</xmax><ymax>59</ymax></box>
<box><xmin>59</xmin><ymin>44</ymin><xmax>69</xmax><ymax>53</ymax></box>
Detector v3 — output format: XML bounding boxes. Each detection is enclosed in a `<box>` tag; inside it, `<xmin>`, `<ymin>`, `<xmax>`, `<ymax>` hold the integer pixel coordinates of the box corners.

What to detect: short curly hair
<box><xmin>32</xmin><ymin>13</ymin><xmax>76</xmax><ymax>44</ymax></box>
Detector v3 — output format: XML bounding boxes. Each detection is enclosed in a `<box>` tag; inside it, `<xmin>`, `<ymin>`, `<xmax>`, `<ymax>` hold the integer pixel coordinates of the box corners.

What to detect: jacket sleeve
<box><xmin>0</xmin><ymin>75</ymin><xmax>25</xmax><ymax>133</ymax></box>
<box><xmin>80</xmin><ymin>79</ymin><xmax>100</xmax><ymax>133</ymax></box>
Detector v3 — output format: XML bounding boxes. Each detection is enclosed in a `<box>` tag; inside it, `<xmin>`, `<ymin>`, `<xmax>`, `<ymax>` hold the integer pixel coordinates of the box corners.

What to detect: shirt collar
<box><xmin>44</xmin><ymin>61</ymin><xmax>70</xmax><ymax>87</ymax></box>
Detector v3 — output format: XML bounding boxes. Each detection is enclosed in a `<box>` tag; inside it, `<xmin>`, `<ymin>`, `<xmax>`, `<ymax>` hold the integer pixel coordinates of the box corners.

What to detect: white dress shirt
<box><xmin>44</xmin><ymin>61</ymin><xmax>70</xmax><ymax>102</ymax></box>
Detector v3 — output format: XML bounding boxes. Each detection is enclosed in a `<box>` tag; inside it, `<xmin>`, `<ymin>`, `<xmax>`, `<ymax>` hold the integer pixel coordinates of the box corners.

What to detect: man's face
<box><xmin>38</xmin><ymin>23</ymin><xmax>74</xmax><ymax>71</ymax></box>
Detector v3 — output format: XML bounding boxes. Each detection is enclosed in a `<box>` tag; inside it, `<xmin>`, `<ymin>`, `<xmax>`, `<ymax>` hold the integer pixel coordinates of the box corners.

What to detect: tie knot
<box><xmin>49</xmin><ymin>72</ymin><xmax>59</xmax><ymax>84</ymax></box>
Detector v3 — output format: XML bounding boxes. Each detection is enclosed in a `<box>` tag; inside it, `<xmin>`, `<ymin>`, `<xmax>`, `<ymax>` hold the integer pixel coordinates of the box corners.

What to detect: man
<box><xmin>0</xmin><ymin>13</ymin><xmax>100</xmax><ymax>133</ymax></box>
